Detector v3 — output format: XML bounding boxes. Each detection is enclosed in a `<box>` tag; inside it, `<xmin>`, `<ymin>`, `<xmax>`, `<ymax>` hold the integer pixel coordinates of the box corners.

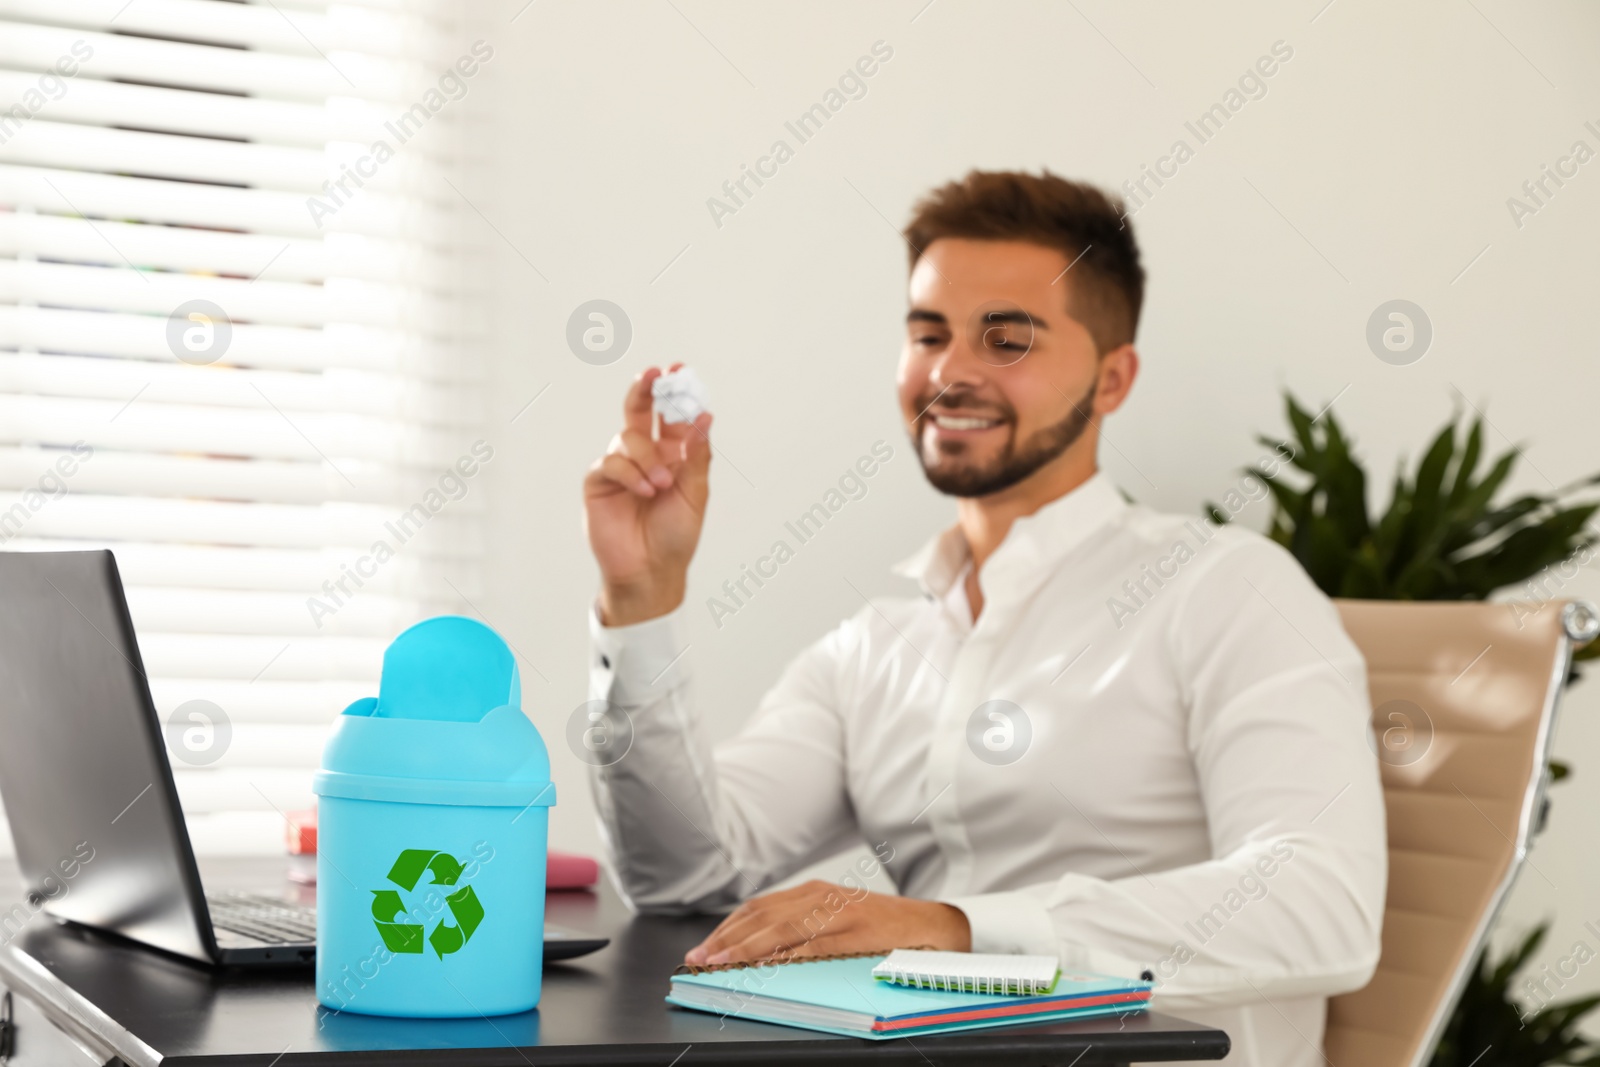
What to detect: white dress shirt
<box><xmin>587</xmin><ymin>472</ymin><xmax>1386</xmax><ymax>1066</ymax></box>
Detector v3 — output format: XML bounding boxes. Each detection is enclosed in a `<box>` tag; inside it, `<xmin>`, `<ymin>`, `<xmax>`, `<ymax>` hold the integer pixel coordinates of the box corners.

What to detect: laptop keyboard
<box><xmin>207</xmin><ymin>890</ymin><xmax>317</xmax><ymax>945</ymax></box>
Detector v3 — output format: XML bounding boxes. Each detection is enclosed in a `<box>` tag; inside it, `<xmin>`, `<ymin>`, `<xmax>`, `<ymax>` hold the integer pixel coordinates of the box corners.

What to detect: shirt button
<box><xmin>600</xmin><ymin>654</ymin><xmax>611</xmax><ymax>669</ymax></box>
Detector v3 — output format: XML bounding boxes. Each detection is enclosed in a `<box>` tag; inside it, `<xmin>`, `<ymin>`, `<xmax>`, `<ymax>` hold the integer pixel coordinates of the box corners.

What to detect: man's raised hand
<box><xmin>582</xmin><ymin>364</ymin><xmax>713</xmax><ymax>626</ymax></box>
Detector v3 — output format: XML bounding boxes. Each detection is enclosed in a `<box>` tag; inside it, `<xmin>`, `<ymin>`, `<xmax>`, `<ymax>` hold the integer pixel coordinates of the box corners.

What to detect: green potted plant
<box><xmin>1433</xmin><ymin>925</ymin><xmax>1600</xmax><ymax>1067</ymax></box>
<box><xmin>1210</xmin><ymin>393</ymin><xmax>1600</xmax><ymax>1065</ymax></box>
<box><xmin>1211</xmin><ymin>394</ymin><xmax>1599</xmax><ymax>605</ymax></box>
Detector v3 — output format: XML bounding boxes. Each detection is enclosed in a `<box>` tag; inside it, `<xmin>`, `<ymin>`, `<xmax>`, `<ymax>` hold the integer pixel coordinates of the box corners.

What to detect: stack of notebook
<box><xmin>667</xmin><ymin>948</ymin><xmax>1151</xmax><ymax>1039</ymax></box>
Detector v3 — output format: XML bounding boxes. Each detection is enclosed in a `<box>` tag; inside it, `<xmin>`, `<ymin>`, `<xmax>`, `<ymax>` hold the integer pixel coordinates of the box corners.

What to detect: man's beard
<box><xmin>914</xmin><ymin>379</ymin><xmax>1098</xmax><ymax>499</ymax></box>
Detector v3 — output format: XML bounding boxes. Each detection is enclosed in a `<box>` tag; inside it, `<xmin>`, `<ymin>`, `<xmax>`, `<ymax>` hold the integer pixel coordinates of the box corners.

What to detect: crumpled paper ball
<box><xmin>652</xmin><ymin>367</ymin><xmax>710</xmax><ymax>425</ymax></box>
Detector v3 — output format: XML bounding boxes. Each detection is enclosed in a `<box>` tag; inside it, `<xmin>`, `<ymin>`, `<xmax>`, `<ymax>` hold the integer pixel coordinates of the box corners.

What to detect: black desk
<box><xmin>0</xmin><ymin>858</ymin><xmax>1229</xmax><ymax>1065</ymax></box>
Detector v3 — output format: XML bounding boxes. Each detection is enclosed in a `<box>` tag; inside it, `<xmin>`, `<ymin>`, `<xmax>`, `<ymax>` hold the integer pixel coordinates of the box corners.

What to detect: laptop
<box><xmin>0</xmin><ymin>550</ymin><xmax>608</xmax><ymax>967</ymax></box>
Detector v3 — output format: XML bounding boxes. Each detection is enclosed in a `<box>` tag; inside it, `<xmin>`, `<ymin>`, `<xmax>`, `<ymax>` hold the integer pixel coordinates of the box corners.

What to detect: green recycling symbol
<box><xmin>370</xmin><ymin>849</ymin><xmax>485</xmax><ymax>959</ymax></box>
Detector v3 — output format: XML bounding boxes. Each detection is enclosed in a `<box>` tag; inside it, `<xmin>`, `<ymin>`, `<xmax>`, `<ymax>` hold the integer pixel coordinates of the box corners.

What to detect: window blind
<box><xmin>0</xmin><ymin>0</ymin><xmax>484</xmax><ymax>854</ymax></box>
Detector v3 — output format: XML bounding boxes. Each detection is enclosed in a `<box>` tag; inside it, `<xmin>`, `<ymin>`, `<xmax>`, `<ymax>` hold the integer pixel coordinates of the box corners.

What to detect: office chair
<box><xmin>1323</xmin><ymin>597</ymin><xmax>1599</xmax><ymax>1066</ymax></box>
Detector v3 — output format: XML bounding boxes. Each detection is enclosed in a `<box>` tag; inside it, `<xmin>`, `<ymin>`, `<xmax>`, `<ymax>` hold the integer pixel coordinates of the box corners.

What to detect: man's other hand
<box><xmin>683</xmin><ymin>879</ymin><xmax>972</xmax><ymax>967</ymax></box>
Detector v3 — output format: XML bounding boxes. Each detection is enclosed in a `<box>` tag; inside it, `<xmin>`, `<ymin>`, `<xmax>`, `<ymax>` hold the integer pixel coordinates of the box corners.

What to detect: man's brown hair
<box><xmin>904</xmin><ymin>170</ymin><xmax>1145</xmax><ymax>355</ymax></box>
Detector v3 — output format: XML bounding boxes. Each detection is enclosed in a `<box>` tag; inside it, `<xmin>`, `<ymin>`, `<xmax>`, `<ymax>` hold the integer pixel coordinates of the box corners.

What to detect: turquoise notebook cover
<box><xmin>666</xmin><ymin>954</ymin><xmax>1150</xmax><ymax>1040</ymax></box>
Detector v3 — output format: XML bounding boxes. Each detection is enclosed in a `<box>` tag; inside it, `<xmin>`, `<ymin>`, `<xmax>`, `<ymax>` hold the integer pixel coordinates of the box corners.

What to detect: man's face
<box><xmin>897</xmin><ymin>238</ymin><xmax>1132</xmax><ymax>498</ymax></box>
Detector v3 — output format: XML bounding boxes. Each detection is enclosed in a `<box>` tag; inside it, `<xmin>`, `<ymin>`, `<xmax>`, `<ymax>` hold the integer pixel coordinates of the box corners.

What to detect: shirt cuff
<box><xmin>940</xmin><ymin>889</ymin><xmax>1057</xmax><ymax>957</ymax></box>
<box><xmin>589</xmin><ymin>600</ymin><xmax>693</xmax><ymax>706</ymax></box>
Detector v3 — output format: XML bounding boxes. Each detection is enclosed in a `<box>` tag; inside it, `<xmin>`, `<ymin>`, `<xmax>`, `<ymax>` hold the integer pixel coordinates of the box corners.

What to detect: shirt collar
<box><xmin>892</xmin><ymin>471</ymin><xmax>1127</xmax><ymax>598</ymax></box>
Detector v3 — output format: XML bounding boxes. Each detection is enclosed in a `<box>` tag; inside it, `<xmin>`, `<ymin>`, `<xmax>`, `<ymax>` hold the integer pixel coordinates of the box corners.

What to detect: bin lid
<box><xmin>313</xmin><ymin>616</ymin><xmax>555</xmax><ymax>809</ymax></box>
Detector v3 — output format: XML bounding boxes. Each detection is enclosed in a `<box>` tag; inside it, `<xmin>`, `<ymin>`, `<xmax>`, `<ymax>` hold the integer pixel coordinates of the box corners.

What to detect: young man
<box><xmin>581</xmin><ymin>170</ymin><xmax>1385</xmax><ymax>1065</ymax></box>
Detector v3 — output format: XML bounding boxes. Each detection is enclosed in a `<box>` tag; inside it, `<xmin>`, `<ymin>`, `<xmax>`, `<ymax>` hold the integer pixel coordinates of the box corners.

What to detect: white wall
<box><xmin>466</xmin><ymin>0</ymin><xmax>1600</xmax><ymax>1022</ymax></box>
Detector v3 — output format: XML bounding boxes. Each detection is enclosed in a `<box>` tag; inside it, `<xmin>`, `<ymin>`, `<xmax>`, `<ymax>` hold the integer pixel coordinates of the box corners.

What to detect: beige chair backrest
<box><xmin>1323</xmin><ymin>598</ymin><xmax>1586</xmax><ymax>1067</ymax></box>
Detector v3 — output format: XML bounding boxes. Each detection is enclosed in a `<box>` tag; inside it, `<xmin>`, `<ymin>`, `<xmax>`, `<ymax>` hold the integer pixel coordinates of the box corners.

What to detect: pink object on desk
<box><xmin>546</xmin><ymin>850</ymin><xmax>600</xmax><ymax>890</ymax></box>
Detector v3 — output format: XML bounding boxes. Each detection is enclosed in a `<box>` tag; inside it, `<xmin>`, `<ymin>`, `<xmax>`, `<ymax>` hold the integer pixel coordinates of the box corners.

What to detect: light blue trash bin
<box><xmin>313</xmin><ymin>616</ymin><xmax>555</xmax><ymax>1017</ymax></box>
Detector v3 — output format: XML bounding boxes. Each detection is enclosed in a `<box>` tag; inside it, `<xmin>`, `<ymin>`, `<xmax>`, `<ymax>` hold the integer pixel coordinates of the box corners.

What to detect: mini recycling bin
<box><xmin>313</xmin><ymin>616</ymin><xmax>555</xmax><ymax>1017</ymax></box>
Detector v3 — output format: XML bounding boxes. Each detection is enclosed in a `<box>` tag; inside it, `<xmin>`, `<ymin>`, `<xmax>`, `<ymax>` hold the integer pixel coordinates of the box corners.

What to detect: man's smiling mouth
<box><xmin>928</xmin><ymin>413</ymin><xmax>1006</xmax><ymax>433</ymax></box>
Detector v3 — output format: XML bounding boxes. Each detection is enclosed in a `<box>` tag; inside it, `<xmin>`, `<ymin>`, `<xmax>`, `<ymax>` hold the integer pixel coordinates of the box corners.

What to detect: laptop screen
<box><xmin>0</xmin><ymin>550</ymin><xmax>215</xmax><ymax>963</ymax></box>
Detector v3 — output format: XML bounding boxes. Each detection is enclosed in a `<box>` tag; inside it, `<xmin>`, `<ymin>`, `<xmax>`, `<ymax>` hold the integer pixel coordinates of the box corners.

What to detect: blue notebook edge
<box><xmin>664</xmin><ymin>992</ymin><xmax>1147</xmax><ymax>1040</ymax></box>
<box><xmin>665</xmin><ymin>953</ymin><xmax>1151</xmax><ymax>1040</ymax></box>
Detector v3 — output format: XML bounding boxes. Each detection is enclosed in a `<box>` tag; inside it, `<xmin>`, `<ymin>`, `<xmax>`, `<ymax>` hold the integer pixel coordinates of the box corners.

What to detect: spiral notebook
<box><xmin>872</xmin><ymin>949</ymin><xmax>1061</xmax><ymax>994</ymax></box>
<box><xmin>667</xmin><ymin>950</ymin><xmax>1151</xmax><ymax>1040</ymax></box>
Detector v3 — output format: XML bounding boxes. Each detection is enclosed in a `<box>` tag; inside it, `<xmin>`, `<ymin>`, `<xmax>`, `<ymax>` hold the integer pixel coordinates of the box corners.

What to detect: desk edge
<box><xmin>0</xmin><ymin>942</ymin><xmax>163</xmax><ymax>1067</ymax></box>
